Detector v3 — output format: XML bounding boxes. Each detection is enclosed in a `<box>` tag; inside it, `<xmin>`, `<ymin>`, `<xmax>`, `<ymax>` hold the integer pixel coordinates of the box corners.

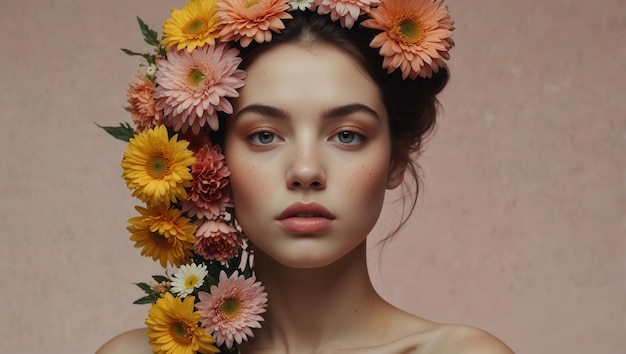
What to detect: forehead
<box><xmin>235</xmin><ymin>44</ymin><xmax>384</xmax><ymax>112</ymax></box>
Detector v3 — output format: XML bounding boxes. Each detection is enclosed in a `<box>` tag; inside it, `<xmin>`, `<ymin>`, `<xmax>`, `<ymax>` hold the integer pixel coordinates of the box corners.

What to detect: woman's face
<box><xmin>225</xmin><ymin>44</ymin><xmax>404</xmax><ymax>268</ymax></box>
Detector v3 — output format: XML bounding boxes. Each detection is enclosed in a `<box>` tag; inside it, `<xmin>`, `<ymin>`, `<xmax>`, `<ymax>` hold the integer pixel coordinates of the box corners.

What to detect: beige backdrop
<box><xmin>1</xmin><ymin>0</ymin><xmax>624</xmax><ymax>353</ymax></box>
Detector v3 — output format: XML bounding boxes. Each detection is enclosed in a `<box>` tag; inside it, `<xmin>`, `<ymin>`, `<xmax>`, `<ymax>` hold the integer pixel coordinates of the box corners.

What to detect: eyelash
<box><xmin>247</xmin><ymin>129</ymin><xmax>281</xmax><ymax>145</ymax></box>
<box><xmin>330</xmin><ymin>129</ymin><xmax>366</xmax><ymax>146</ymax></box>
<box><xmin>245</xmin><ymin>128</ymin><xmax>367</xmax><ymax>146</ymax></box>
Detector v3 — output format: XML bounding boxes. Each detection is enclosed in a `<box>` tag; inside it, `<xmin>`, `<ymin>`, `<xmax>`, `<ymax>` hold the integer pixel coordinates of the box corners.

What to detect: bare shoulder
<box><xmin>423</xmin><ymin>324</ymin><xmax>514</xmax><ymax>354</ymax></box>
<box><xmin>95</xmin><ymin>328</ymin><xmax>152</xmax><ymax>354</ymax></box>
<box><xmin>332</xmin><ymin>305</ymin><xmax>513</xmax><ymax>354</ymax></box>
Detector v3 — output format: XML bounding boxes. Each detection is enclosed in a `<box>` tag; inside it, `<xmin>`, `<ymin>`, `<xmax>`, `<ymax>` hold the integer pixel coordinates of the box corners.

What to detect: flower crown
<box><xmin>101</xmin><ymin>0</ymin><xmax>453</xmax><ymax>353</ymax></box>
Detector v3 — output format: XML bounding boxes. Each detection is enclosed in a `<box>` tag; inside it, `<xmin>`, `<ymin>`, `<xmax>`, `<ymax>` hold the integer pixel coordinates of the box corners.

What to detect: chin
<box><xmin>277</xmin><ymin>255</ymin><xmax>343</xmax><ymax>269</ymax></box>
<box><xmin>256</xmin><ymin>240</ymin><xmax>363</xmax><ymax>270</ymax></box>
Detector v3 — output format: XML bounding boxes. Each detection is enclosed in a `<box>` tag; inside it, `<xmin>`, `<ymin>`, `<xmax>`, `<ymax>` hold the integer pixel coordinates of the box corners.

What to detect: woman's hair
<box><xmin>218</xmin><ymin>10</ymin><xmax>450</xmax><ymax>239</ymax></box>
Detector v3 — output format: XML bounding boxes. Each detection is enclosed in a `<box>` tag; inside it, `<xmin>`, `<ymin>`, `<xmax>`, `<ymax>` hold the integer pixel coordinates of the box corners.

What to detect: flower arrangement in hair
<box><xmin>99</xmin><ymin>0</ymin><xmax>454</xmax><ymax>353</ymax></box>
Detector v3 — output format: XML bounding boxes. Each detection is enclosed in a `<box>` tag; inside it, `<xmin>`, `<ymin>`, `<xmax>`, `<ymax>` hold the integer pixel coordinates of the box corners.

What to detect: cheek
<box><xmin>225</xmin><ymin>139</ymin><xmax>260</xmax><ymax>203</ymax></box>
<box><xmin>337</xmin><ymin>159</ymin><xmax>390</xmax><ymax>207</ymax></box>
<box><xmin>229</xmin><ymin>161</ymin><xmax>263</xmax><ymax>206</ymax></box>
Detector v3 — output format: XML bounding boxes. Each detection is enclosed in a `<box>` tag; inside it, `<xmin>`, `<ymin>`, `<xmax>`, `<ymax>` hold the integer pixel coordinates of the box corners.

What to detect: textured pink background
<box><xmin>1</xmin><ymin>0</ymin><xmax>624</xmax><ymax>353</ymax></box>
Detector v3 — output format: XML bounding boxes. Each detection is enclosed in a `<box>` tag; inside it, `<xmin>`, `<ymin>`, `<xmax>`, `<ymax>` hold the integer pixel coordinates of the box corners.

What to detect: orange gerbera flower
<box><xmin>362</xmin><ymin>0</ymin><xmax>455</xmax><ymax>79</ymax></box>
<box><xmin>217</xmin><ymin>0</ymin><xmax>293</xmax><ymax>48</ymax></box>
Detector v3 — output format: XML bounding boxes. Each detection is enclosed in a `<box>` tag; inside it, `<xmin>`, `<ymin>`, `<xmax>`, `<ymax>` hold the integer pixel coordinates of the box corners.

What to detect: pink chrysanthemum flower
<box><xmin>154</xmin><ymin>43</ymin><xmax>246</xmax><ymax>134</ymax></box>
<box><xmin>196</xmin><ymin>271</ymin><xmax>268</xmax><ymax>348</ymax></box>
<box><xmin>182</xmin><ymin>144</ymin><xmax>232</xmax><ymax>220</ymax></box>
<box><xmin>217</xmin><ymin>0</ymin><xmax>293</xmax><ymax>48</ymax></box>
<box><xmin>361</xmin><ymin>0</ymin><xmax>455</xmax><ymax>79</ymax></box>
<box><xmin>126</xmin><ymin>72</ymin><xmax>163</xmax><ymax>132</ymax></box>
<box><xmin>314</xmin><ymin>0</ymin><xmax>380</xmax><ymax>28</ymax></box>
<box><xmin>194</xmin><ymin>219</ymin><xmax>242</xmax><ymax>262</ymax></box>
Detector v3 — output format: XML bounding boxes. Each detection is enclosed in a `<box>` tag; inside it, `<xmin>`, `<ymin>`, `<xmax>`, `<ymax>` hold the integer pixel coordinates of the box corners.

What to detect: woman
<box><xmin>98</xmin><ymin>1</ymin><xmax>513</xmax><ymax>353</ymax></box>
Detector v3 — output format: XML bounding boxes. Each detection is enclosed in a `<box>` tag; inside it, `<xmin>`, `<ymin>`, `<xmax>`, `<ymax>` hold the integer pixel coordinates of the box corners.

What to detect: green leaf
<box><xmin>133</xmin><ymin>295</ymin><xmax>157</xmax><ymax>305</ymax></box>
<box><xmin>152</xmin><ymin>275</ymin><xmax>169</xmax><ymax>283</ymax></box>
<box><xmin>96</xmin><ymin>122</ymin><xmax>135</xmax><ymax>142</ymax></box>
<box><xmin>120</xmin><ymin>48</ymin><xmax>144</xmax><ymax>57</ymax></box>
<box><xmin>137</xmin><ymin>17</ymin><xmax>160</xmax><ymax>47</ymax></box>
<box><xmin>135</xmin><ymin>282</ymin><xmax>153</xmax><ymax>294</ymax></box>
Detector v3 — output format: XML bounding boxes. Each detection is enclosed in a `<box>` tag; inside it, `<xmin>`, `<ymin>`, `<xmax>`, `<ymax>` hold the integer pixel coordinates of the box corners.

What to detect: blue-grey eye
<box><xmin>251</xmin><ymin>131</ymin><xmax>275</xmax><ymax>144</ymax></box>
<box><xmin>337</xmin><ymin>131</ymin><xmax>358</xmax><ymax>144</ymax></box>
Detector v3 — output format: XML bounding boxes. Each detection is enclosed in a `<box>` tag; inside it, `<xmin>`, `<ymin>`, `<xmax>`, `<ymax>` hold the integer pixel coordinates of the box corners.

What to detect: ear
<box><xmin>386</xmin><ymin>134</ymin><xmax>411</xmax><ymax>190</ymax></box>
<box><xmin>386</xmin><ymin>159</ymin><xmax>407</xmax><ymax>189</ymax></box>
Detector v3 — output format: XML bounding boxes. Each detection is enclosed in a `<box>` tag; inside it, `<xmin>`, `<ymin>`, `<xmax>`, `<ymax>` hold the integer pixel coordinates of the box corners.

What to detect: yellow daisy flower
<box><xmin>128</xmin><ymin>204</ymin><xmax>197</xmax><ymax>268</ymax></box>
<box><xmin>146</xmin><ymin>293</ymin><xmax>219</xmax><ymax>354</ymax></box>
<box><xmin>162</xmin><ymin>0</ymin><xmax>222</xmax><ymax>52</ymax></box>
<box><xmin>121</xmin><ymin>125</ymin><xmax>196</xmax><ymax>207</ymax></box>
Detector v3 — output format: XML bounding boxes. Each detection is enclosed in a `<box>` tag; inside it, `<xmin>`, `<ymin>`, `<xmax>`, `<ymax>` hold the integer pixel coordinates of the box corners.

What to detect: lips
<box><xmin>276</xmin><ymin>202</ymin><xmax>335</xmax><ymax>234</ymax></box>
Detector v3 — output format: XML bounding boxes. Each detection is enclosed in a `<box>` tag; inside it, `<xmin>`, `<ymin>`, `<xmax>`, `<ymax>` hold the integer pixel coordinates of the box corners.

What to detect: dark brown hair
<box><xmin>219</xmin><ymin>10</ymin><xmax>450</xmax><ymax>239</ymax></box>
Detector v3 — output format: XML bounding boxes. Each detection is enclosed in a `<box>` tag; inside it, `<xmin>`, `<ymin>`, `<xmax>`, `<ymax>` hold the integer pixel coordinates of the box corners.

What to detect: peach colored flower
<box><xmin>126</xmin><ymin>72</ymin><xmax>163</xmax><ymax>132</ymax></box>
<box><xmin>194</xmin><ymin>219</ymin><xmax>242</xmax><ymax>262</ymax></box>
<box><xmin>196</xmin><ymin>271</ymin><xmax>268</xmax><ymax>348</ymax></box>
<box><xmin>154</xmin><ymin>43</ymin><xmax>246</xmax><ymax>134</ymax></box>
<box><xmin>217</xmin><ymin>0</ymin><xmax>293</xmax><ymax>48</ymax></box>
<box><xmin>361</xmin><ymin>0</ymin><xmax>455</xmax><ymax>79</ymax></box>
<box><xmin>182</xmin><ymin>144</ymin><xmax>232</xmax><ymax>220</ymax></box>
<box><xmin>314</xmin><ymin>0</ymin><xmax>379</xmax><ymax>28</ymax></box>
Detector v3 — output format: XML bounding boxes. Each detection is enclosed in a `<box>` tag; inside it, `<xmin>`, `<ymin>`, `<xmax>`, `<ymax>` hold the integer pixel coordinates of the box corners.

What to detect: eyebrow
<box><xmin>234</xmin><ymin>104</ymin><xmax>288</xmax><ymax>120</ymax></box>
<box><xmin>234</xmin><ymin>103</ymin><xmax>380</xmax><ymax>121</ymax></box>
<box><xmin>322</xmin><ymin>104</ymin><xmax>380</xmax><ymax>121</ymax></box>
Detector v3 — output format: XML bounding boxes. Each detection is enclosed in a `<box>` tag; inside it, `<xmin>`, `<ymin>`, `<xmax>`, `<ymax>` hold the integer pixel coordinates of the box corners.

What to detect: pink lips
<box><xmin>276</xmin><ymin>202</ymin><xmax>335</xmax><ymax>234</ymax></box>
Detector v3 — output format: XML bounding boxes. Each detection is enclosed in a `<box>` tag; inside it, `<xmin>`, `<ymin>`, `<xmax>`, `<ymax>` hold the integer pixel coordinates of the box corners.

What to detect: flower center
<box><xmin>147</xmin><ymin>155</ymin><xmax>170</xmax><ymax>178</ymax></box>
<box><xmin>245</xmin><ymin>0</ymin><xmax>260</xmax><ymax>8</ymax></box>
<box><xmin>185</xmin><ymin>275</ymin><xmax>199</xmax><ymax>289</ymax></box>
<box><xmin>220</xmin><ymin>297</ymin><xmax>241</xmax><ymax>319</ymax></box>
<box><xmin>185</xmin><ymin>18</ymin><xmax>208</xmax><ymax>35</ymax></box>
<box><xmin>187</xmin><ymin>69</ymin><xmax>206</xmax><ymax>88</ymax></box>
<box><xmin>170</xmin><ymin>320</ymin><xmax>192</xmax><ymax>344</ymax></box>
<box><xmin>398</xmin><ymin>17</ymin><xmax>424</xmax><ymax>44</ymax></box>
<box><xmin>152</xmin><ymin>231</ymin><xmax>168</xmax><ymax>244</ymax></box>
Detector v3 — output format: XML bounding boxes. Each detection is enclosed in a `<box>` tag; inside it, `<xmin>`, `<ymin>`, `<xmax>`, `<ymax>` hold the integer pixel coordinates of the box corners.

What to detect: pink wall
<box><xmin>1</xmin><ymin>0</ymin><xmax>623</xmax><ymax>353</ymax></box>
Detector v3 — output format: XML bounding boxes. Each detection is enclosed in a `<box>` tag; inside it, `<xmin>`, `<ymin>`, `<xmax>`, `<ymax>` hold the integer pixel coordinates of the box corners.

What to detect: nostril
<box><xmin>289</xmin><ymin>180</ymin><xmax>323</xmax><ymax>190</ymax></box>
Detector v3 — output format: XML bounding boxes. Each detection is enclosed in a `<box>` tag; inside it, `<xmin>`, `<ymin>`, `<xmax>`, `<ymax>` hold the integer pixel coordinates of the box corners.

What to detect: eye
<box><xmin>248</xmin><ymin>130</ymin><xmax>279</xmax><ymax>145</ymax></box>
<box><xmin>332</xmin><ymin>130</ymin><xmax>365</xmax><ymax>145</ymax></box>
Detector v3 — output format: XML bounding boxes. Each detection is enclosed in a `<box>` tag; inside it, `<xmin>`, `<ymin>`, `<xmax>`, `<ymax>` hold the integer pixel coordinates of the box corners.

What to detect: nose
<box><xmin>286</xmin><ymin>145</ymin><xmax>326</xmax><ymax>190</ymax></box>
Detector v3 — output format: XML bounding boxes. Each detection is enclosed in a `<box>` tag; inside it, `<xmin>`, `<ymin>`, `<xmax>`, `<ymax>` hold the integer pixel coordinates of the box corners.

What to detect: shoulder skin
<box><xmin>330</xmin><ymin>324</ymin><xmax>514</xmax><ymax>354</ymax></box>
<box><xmin>426</xmin><ymin>325</ymin><xmax>514</xmax><ymax>354</ymax></box>
<box><xmin>95</xmin><ymin>328</ymin><xmax>152</xmax><ymax>354</ymax></box>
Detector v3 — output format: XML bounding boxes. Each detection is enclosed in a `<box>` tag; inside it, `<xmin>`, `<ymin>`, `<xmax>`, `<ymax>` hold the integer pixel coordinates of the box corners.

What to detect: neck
<box><xmin>244</xmin><ymin>241</ymin><xmax>385</xmax><ymax>352</ymax></box>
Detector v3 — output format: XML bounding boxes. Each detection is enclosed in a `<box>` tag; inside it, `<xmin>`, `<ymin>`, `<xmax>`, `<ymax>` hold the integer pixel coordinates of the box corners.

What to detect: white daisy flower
<box><xmin>170</xmin><ymin>263</ymin><xmax>209</xmax><ymax>298</ymax></box>
<box><xmin>289</xmin><ymin>0</ymin><xmax>314</xmax><ymax>11</ymax></box>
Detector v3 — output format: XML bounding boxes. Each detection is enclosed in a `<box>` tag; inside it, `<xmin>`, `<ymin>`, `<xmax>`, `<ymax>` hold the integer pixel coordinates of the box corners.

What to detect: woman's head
<box><xmin>216</xmin><ymin>10</ymin><xmax>450</xmax><ymax>239</ymax></box>
<box><xmin>224</xmin><ymin>43</ymin><xmax>398</xmax><ymax>267</ymax></box>
<box><xmin>213</xmin><ymin>10</ymin><xmax>451</xmax><ymax>266</ymax></box>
